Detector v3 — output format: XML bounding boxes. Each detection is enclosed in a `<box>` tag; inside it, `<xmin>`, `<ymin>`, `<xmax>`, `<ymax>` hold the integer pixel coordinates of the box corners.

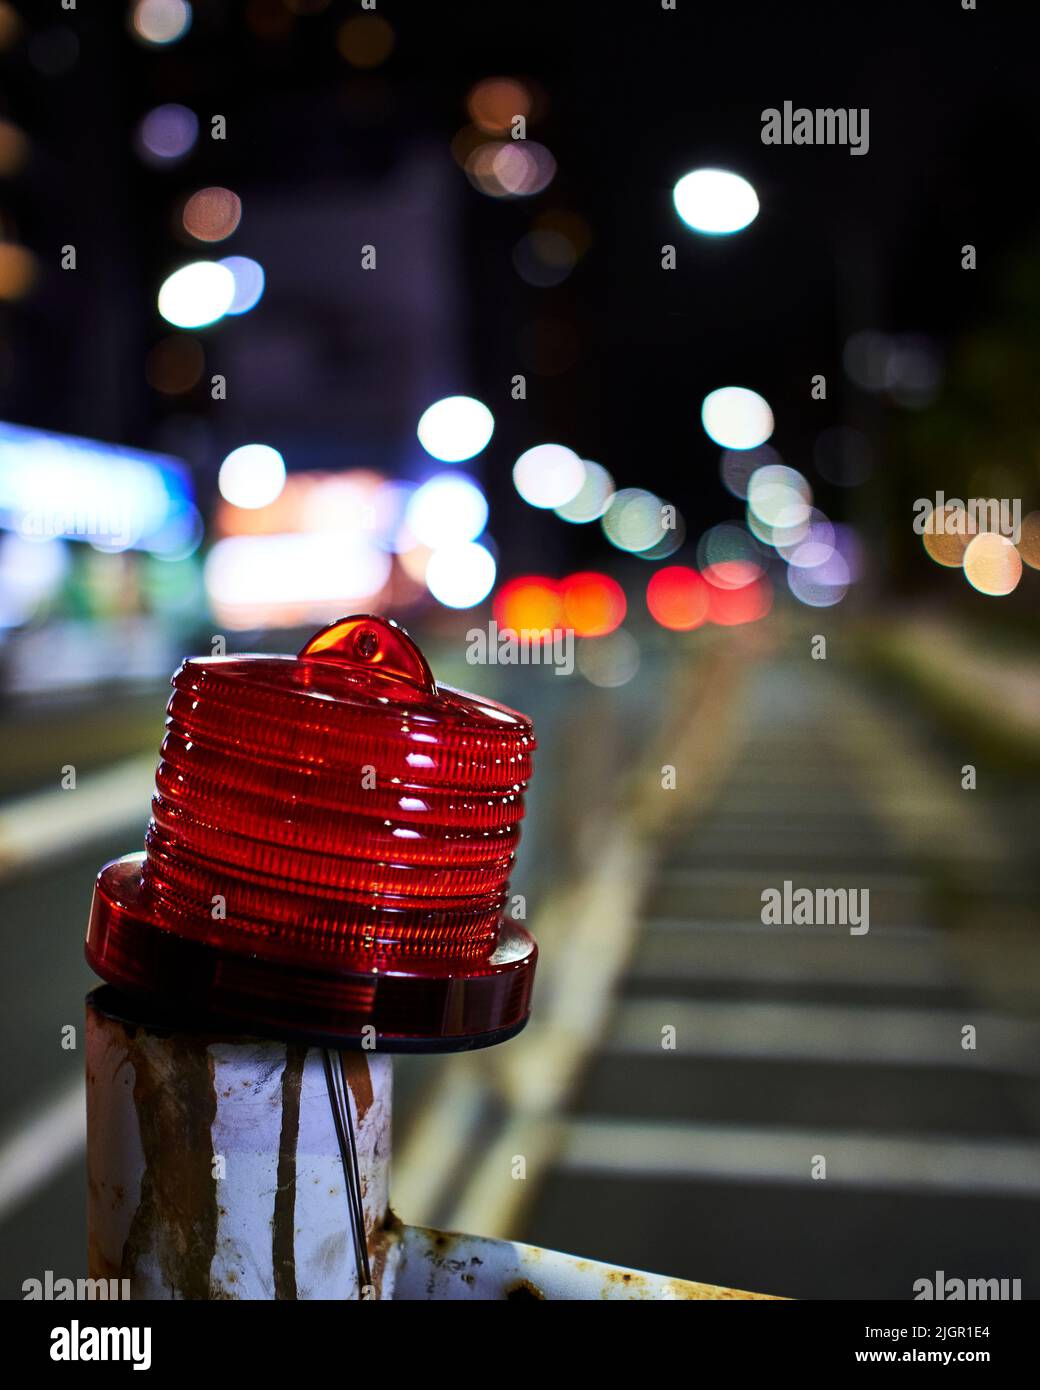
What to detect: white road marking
<box><xmin>0</xmin><ymin>754</ymin><xmax>154</xmax><ymax>877</ymax></box>
<box><xmin>559</xmin><ymin>1117</ymin><xmax>1040</xmax><ymax>1195</ymax></box>
<box><xmin>0</xmin><ymin>1079</ymin><xmax>85</xmax><ymax>1223</ymax></box>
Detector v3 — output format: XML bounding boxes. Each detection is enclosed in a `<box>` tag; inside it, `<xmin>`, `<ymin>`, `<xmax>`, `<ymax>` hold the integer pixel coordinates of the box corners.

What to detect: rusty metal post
<box><xmin>85</xmin><ymin>989</ymin><xmax>398</xmax><ymax>1300</ymax></box>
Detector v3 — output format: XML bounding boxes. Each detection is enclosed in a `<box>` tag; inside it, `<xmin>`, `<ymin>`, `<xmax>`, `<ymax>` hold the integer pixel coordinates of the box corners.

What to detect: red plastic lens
<box><xmin>86</xmin><ymin>615</ymin><xmax>538</xmax><ymax>1049</ymax></box>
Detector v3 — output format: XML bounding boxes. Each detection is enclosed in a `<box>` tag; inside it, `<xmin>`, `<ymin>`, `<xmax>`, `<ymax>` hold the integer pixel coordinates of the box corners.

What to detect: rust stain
<box><xmin>364</xmin><ymin>1207</ymin><xmax>404</xmax><ymax>1298</ymax></box>
<box><xmin>338</xmin><ymin>1051</ymin><xmax>374</xmax><ymax>1125</ymax></box>
<box><xmin>120</xmin><ymin>1034</ymin><xmax>219</xmax><ymax>1300</ymax></box>
<box><xmin>272</xmin><ymin>1044</ymin><xmax>307</xmax><ymax>1301</ymax></box>
<box><xmin>506</xmin><ymin>1278</ymin><xmax>545</xmax><ymax>1301</ymax></box>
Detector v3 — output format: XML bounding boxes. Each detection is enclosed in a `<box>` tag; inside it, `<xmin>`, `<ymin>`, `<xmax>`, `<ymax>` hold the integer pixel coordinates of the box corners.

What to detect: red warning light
<box><xmin>85</xmin><ymin>615</ymin><xmax>537</xmax><ymax>1049</ymax></box>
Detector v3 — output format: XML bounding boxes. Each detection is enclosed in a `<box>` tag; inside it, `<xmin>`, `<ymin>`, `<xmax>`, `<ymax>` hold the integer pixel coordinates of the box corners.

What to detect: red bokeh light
<box><xmin>646</xmin><ymin>566</ymin><xmax>710</xmax><ymax>630</ymax></box>
<box><xmin>702</xmin><ymin>559</ymin><xmax>762</xmax><ymax>590</ymax></box>
<box><xmin>706</xmin><ymin>574</ymin><xmax>773</xmax><ymax>625</ymax></box>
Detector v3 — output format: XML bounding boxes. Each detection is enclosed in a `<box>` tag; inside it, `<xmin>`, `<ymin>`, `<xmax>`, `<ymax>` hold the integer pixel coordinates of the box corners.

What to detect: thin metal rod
<box><xmin>322</xmin><ymin>1048</ymin><xmax>373</xmax><ymax>1296</ymax></box>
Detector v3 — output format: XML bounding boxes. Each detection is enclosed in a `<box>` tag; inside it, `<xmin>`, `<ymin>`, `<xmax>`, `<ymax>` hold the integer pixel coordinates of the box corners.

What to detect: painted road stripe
<box><xmin>0</xmin><ymin>1079</ymin><xmax>85</xmax><ymax>1223</ymax></box>
<box><xmin>0</xmin><ymin>754</ymin><xmax>154</xmax><ymax>876</ymax></box>
<box><xmin>559</xmin><ymin>1117</ymin><xmax>1040</xmax><ymax>1195</ymax></box>
<box><xmin>605</xmin><ymin>998</ymin><xmax>1040</xmax><ymax>1072</ymax></box>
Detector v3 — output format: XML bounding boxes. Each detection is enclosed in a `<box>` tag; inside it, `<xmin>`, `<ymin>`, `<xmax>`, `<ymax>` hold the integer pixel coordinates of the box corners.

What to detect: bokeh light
<box><xmin>158</xmin><ymin>261</ymin><xmax>235</xmax><ymax>328</ymax></box>
<box><xmin>131</xmin><ymin>0</ymin><xmax>192</xmax><ymax>47</ymax></box>
<box><xmin>640</xmin><ymin>509</ymin><xmax>686</xmax><ymax>561</ymax></box>
<box><xmin>465</xmin><ymin>141</ymin><xmax>556</xmax><ymax>198</ymax></box>
<box><xmin>1018</xmin><ymin>511</ymin><xmax>1040</xmax><ymax>571</ymax></box>
<box><xmin>0</xmin><ymin>244</ymin><xmax>37</xmax><ymax>301</ymax></box>
<box><xmin>701</xmin><ymin>386</ymin><xmax>774</xmax><ymax>450</ymax></box>
<box><xmin>560</xmin><ymin>572</ymin><xmax>626</xmax><ymax>637</ymax></box>
<box><xmin>148</xmin><ymin>503</ymin><xmax>204</xmax><ymax>562</ymax></box>
<box><xmin>843</xmin><ymin>330</ymin><xmax>942</xmax><ymax>407</ymax></box>
<box><xmin>673</xmin><ymin>168</ymin><xmax>759</xmax><ymax>235</ymax></box>
<box><xmin>963</xmin><ymin>532</ymin><xmax>1023</xmax><ymax>596</ymax></box>
<box><xmin>416</xmin><ymin>396</ymin><xmax>494</xmax><ymax>463</ymax></box>
<box><xmin>778</xmin><ymin>513</ymin><xmax>836</xmax><ymax>569</ymax></box>
<box><xmin>0</xmin><ymin>119</ymin><xmax>29</xmax><ymax>176</ymax></box>
<box><xmin>577</xmin><ymin>629</ymin><xmax>640</xmax><ymax>688</ymax></box>
<box><xmin>136</xmin><ymin>104</ymin><xmax>198</xmax><ymax>164</ymax></box>
<box><xmin>493</xmin><ymin>576</ymin><xmax>563</xmax><ymax>633</ymax></box>
<box><xmin>182</xmin><ymin>187</ymin><xmax>242</xmax><ymax>243</ymax></box>
<box><xmin>707</xmin><ymin>574</ymin><xmax>773</xmax><ymax>624</ymax></box>
<box><xmin>0</xmin><ymin>533</ymin><xmax>69</xmax><ymax>629</ymax></box>
<box><xmin>720</xmin><ymin>443</ymin><xmax>782</xmax><ymax>500</ymax></box>
<box><xmin>145</xmin><ymin>335</ymin><xmax>204</xmax><ymax>395</ymax></box>
<box><xmin>218</xmin><ymin>444</ymin><xmax>286</xmax><ymax>510</ymax></box>
<box><xmin>513</xmin><ymin>228</ymin><xmax>577</xmax><ymax>287</ymax></box>
<box><xmin>602</xmin><ymin>488</ymin><xmax>671</xmax><ymax>554</ymax></box>
<box><xmin>513</xmin><ymin>443</ymin><xmax>584</xmax><ymax>509</ymax></box>
<box><xmin>554</xmin><ymin>460</ymin><xmax>615</xmax><ymax>523</ymax></box>
<box><xmin>219</xmin><ymin>256</ymin><xmax>265</xmax><ymax>315</ymax></box>
<box><xmin>697</xmin><ymin>524</ymin><xmax>767</xmax><ymax>590</ymax></box>
<box><xmin>425</xmin><ymin>541</ymin><xmax>496</xmax><ymax>609</ymax></box>
<box><xmin>336</xmin><ymin>14</ymin><xmax>395</xmax><ymax>68</ymax></box>
<box><xmin>405</xmin><ymin>473</ymin><xmax>488</xmax><ymax>547</ymax></box>
<box><xmin>0</xmin><ymin>4</ymin><xmax>22</xmax><ymax>54</ymax></box>
<box><xmin>646</xmin><ymin>566</ymin><xmax>711</xmax><ymax>631</ymax></box>
<box><xmin>747</xmin><ymin>464</ymin><xmax>812</xmax><ymax>543</ymax></box>
<box><xmin>787</xmin><ymin>553</ymin><xmax>850</xmax><ymax>607</ymax></box>
<box><xmin>205</xmin><ymin>533</ymin><xmax>389</xmax><ymax>629</ymax></box>
<box><xmin>921</xmin><ymin>504</ymin><xmax>975</xmax><ymax>569</ymax></box>
<box><xmin>467</xmin><ymin>77</ymin><xmax>532</xmax><ymax>134</ymax></box>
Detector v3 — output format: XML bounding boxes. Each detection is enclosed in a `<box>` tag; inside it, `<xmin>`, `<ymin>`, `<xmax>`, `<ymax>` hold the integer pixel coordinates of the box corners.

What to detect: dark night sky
<box><xmin>2</xmin><ymin>0</ymin><xmax>1035</xmax><ymax>577</ymax></box>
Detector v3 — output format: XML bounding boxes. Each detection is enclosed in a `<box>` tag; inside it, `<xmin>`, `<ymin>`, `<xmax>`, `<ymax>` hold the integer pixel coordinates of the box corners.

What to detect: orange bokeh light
<box><xmin>646</xmin><ymin>566</ymin><xmax>710</xmax><ymax>631</ymax></box>
<box><xmin>493</xmin><ymin>575</ymin><xmax>564</xmax><ymax>633</ymax></box>
<box><xmin>560</xmin><ymin>571</ymin><xmax>626</xmax><ymax>637</ymax></box>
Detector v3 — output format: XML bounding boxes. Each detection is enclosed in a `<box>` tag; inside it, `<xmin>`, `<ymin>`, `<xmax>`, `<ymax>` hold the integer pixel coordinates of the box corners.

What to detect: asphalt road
<box><xmin>2</xmin><ymin>634</ymin><xmax>1038</xmax><ymax>1300</ymax></box>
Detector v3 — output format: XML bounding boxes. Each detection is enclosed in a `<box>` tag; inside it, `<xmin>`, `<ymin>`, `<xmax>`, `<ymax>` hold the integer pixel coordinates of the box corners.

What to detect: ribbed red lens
<box><xmin>86</xmin><ymin>616</ymin><xmax>538</xmax><ymax>1049</ymax></box>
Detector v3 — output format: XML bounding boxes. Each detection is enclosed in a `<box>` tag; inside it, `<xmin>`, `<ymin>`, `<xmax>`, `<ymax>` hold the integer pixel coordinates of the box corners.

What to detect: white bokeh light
<box><xmin>204</xmin><ymin>533</ymin><xmax>390</xmax><ymax>628</ymax></box>
<box><xmin>417</xmin><ymin>396</ymin><xmax>495</xmax><ymax>463</ymax></box>
<box><xmin>555</xmin><ymin>460</ymin><xmax>615</xmax><ymax>523</ymax></box>
<box><xmin>513</xmin><ymin>443</ymin><xmax>584</xmax><ymax>509</ymax></box>
<box><xmin>219</xmin><ymin>256</ymin><xmax>265</xmax><ymax>315</ymax></box>
<box><xmin>673</xmin><ymin>168</ymin><xmax>759</xmax><ymax>235</ymax></box>
<box><xmin>158</xmin><ymin>261</ymin><xmax>236</xmax><ymax>328</ymax></box>
<box><xmin>701</xmin><ymin>386</ymin><xmax>774</xmax><ymax>450</ymax></box>
<box><xmin>425</xmin><ymin>541</ymin><xmax>497</xmax><ymax>608</ymax></box>
<box><xmin>218</xmin><ymin>444</ymin><xmax>286</xmax><ymax>510</ymax></box>
<box><xmin>405</xmin><ymin>474</ymin><xmax>488</xmax><ymax>547</ymax></box>
<box><xmin>132</xmin><ymin>0</ymin><xmax>192</xmax><ymax>47</ymax></box>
